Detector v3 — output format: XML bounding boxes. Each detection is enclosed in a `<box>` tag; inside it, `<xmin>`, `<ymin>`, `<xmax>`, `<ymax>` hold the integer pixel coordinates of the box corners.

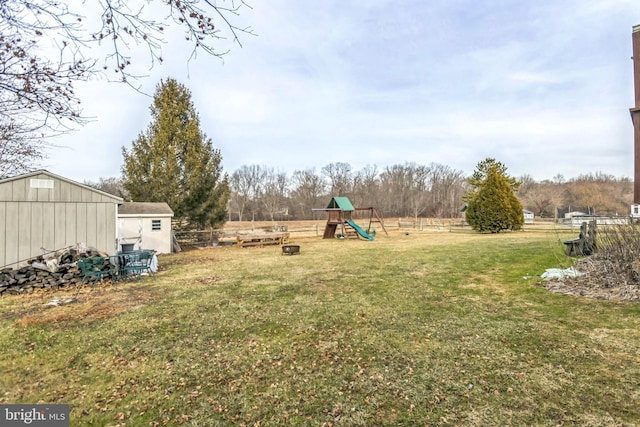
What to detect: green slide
<box><xmin>346</xmin><ymin>220</ymin><xmax>374</xmax><ymax>241</ymax></box>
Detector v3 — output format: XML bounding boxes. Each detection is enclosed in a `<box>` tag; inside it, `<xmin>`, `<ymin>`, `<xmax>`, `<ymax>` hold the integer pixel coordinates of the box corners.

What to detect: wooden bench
<box><xmin>564</xmin><ymin>238</ymin><xmax>587</xmax><ymax>256</ymax></box>
<box><xmin>564</xmin><ymin>221</ymin><xmax>597</xmax><ymax>256</ymax></box>
<box><xmin>236</xmin><ymin>231</ymin><xmax>290</xmax><ymax>248</ymax></box>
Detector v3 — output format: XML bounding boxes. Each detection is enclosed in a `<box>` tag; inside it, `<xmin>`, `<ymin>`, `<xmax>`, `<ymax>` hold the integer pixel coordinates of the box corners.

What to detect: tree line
<box><xmin>225</xmin><ymin>165</ymin><xmax>633</xmax><ymax>222</ymax></box>
<box><xmin>227</xmin><ymin>162</ymin><xmax>468</xmax><ymax>221</ymax></box>
<box><xmin>518</xmin><ymin>172</ymin><xmax>633</xmax><ymax>218</ymax></box>
<box><xmin>89</xmin><ymin>161</ymin><xmax>633</xmax><ymax>224</ymax></box>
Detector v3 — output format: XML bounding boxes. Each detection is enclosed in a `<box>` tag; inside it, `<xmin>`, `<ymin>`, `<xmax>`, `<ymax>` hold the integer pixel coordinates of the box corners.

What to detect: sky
<box><xmin>44</xmin><ymin>0</ymin><xmax>640</xmax><ymax>183</ymax></box>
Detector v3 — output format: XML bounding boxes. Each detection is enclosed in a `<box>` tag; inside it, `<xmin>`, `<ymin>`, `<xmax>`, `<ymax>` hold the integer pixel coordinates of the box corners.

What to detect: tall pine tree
<box><xmin>121</xmin><ymin>78</ymin><xmax>230</xmax><ymax>229</ymax></box>
<box><xmin>464</xmin><ymin>158</ymin><xmax>524</xmax><ymax>233</ymax></box>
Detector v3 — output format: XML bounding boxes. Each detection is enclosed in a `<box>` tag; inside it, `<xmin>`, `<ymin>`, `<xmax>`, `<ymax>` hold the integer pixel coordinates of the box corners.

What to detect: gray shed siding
<box><xmin>0</xmin><ymin>171</ymin><xmax>122</xmax><ymax>268</ymax></box>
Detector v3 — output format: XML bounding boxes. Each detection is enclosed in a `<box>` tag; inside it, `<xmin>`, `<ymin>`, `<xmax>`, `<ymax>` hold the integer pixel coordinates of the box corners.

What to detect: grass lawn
<box><xmin>1</xmin><ymin>227</ymin><xmax>639</xmax><ymax>426</ymax></box>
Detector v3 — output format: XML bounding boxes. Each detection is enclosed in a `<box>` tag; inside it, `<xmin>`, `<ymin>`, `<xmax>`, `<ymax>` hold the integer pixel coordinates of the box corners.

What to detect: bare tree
<box><xmin>0</xmin><ymin>10</ymin><xmax>90</xmax><ymax>176</ymax></box>
<box><xmin>428</xmin><ymin>163</ymin><xmax>467</xmax><ymax>218</ymax></box>
<box><xmin>0</xmin><ymin>0</ymin><xmax>253</xmax><ymax>176</ymax></box>
<box><xmin>0</xmin><ymin>123</ymin><xmax>47</xmax><ymax>178</ymax></box>
<box><xmin>84</xmin><ymin>176</ymin><xmax>126</xmax><ymax>198</ymax></box>
<box><xmin>564</xmin><ymin>173</ymin><xmax>633</xmax><ymax>216</ymax></box>
<box><xmin>260</xmin><ymin>168</ymin><xmax>289</xmax><ymax>221</ymax></box>
<box><xmin>518</xmin><ymin>180</ymin><xmax>561</xmax><ymax>218</ymax></box>
<box><xmin>407</xmin><ymin>164</ymin><xmax>430</xmax><ymax>219</ymax></box>
<box><xmin>378</xmin><ymin>165</ymin><xmax>407</xmax><ymax>217</ymax></box>
<box><xmin>517</xmin><ymin>175</ymin><xmax>559</xmax><ymax>218</ymax></box>
<box><xmin>321</xmin><ymin>162</ymin><xmax>353</xmax><ymax>197</ymax></box>
<box><xmin>379</xmin><ymin>163</ymin><xmax>429</xmax><ymax>218</ymax></box>
<box><xmin>351</xmin><ymin>164</ymin><xmax>380</xmax><ymax>208</ymax></box>
<box><xmin>290</xmin><ymin>168</ymin><xmax>327</xmax><ymax>219</ymax></box>
<box><xmin>517</xmin><ymin>172</ymin><xmax>633</xmax><ymax>218</ymax></box>
<box><xmin>518</xmin><ymin>174</ymin><xmax>537</xmax><ymax>193</ymax></box>
<box><xmin>229</xmin><ymin>164</ymin><xmax>265</xmax><ymax>221</ymax></box>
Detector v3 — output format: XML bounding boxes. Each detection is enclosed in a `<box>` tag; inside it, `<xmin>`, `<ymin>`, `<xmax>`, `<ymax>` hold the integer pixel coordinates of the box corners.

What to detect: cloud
<box><xmin>44</xmin><ymin>0</ymin><xmax>639</xmax><ymax>183</ymax></box>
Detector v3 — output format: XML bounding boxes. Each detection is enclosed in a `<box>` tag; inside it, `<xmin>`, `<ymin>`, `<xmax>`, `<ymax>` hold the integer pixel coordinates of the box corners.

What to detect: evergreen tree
<box><xmin>121</xmin><ymin>78</ymin><xmax>230</xmax><ymax>229</ymax></box>
<box><xmin>464</xmin><ymin>158</ymin><xmax>524</xmax><ymax>233</ymax></box>
<box><xmin>468</xmin><ymin>158</ymin><xmax>520</xmax><ymax>191</ymax></box>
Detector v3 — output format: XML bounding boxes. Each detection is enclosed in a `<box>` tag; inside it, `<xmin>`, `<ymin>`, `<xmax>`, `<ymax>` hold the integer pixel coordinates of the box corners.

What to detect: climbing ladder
<box><xmin>343</xmin><ymin>222</ymin><xmax>359</xmax><ymax>239</ymax></box>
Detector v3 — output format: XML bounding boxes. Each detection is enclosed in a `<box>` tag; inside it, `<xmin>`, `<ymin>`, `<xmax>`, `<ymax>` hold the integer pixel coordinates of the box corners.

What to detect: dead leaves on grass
<box><xmin>14</xmin><ymin>285</ymin><xmax>157</xmax><ymax>327</ymax></box>
<box><xmin>195</xmin><ymin>276</ymin><xmax>222</xmax><ymax>286</ymax></box>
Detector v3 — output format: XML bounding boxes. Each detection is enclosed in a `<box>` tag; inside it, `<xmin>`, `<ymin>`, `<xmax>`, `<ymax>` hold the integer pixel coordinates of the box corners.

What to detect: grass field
<box><xmin>1</xmin><ymin>225</ymin><xmax>640</xmax><ymax>426</ymax></box>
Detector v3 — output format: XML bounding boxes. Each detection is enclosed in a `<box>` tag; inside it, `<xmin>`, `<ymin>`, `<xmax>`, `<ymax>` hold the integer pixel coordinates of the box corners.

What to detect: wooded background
<box><xmin>227</xmin><ymin>164</ymin><xmax>633</xmax><ymax>221</ymax></box>
<box><xmin>88</xmin><ymin>163</ymin><xmax>633</xmax><ymax>222</ymax></box>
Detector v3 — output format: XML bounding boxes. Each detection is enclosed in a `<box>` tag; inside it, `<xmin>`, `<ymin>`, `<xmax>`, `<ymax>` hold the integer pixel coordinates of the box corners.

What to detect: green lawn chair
<box><xmin>76</xmin><ymin>256</ymin><xmax>108</xmax><ymax>295</ymax></box>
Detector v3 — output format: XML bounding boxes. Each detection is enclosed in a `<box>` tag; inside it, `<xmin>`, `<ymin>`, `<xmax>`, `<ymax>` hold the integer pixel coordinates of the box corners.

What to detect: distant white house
<box><xmin>523</xmin><ymin>210</ymin><xmax>534</xmax><ymax>224</ymax></box>
<box><xmin>565</xmin><ymin>211</ymin><xmax>588</xmax><ymax>220</ymax></box>
<box><xmin>118</xmin><ymin>202</ymin><xmax>174</xmax><ymax>254</ymax></box>
<box><xmin>569</xmin><ymin>215</ymin><xmax>628</xmax><ymax>226</ymax></box>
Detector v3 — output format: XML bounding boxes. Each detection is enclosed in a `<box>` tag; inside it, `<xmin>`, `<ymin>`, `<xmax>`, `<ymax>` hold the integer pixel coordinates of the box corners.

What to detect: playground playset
<box><xmin>314</xmin><ymin>197</ymin><xmax>388</xmax><ymax>240</ymax></box>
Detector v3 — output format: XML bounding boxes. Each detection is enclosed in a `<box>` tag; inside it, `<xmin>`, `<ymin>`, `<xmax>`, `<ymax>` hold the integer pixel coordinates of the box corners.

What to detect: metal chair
<box><xmin>75</xmin><ymin>256</ymin><xmax>108</xmax><ymax>294</ymax></box>
<box><xmin>120</xmin><ymin>250</ymin><xmax>154</xmax><ymax>280</ymax></box>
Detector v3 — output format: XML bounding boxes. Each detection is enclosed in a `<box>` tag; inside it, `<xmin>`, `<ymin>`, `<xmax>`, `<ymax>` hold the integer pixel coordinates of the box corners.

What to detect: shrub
<box><xmin>464</xmin><ymin>158</ymin><xmax>524</xmax><ymax>233</ymax></box>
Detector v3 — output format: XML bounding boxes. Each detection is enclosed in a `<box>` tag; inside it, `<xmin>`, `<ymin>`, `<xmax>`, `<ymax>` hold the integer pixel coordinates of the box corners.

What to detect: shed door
<box><xmin>118</xmin><ymin>218</ymin><xmax>143</xmax><ymax>250</ymax></box>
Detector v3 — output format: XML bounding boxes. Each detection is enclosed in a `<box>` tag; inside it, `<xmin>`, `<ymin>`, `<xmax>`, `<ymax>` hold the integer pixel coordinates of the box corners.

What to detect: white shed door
<box><xmin>118</xmin><ymin>218</ymin><xmax>143</xmax><ymax>250</ymax></box>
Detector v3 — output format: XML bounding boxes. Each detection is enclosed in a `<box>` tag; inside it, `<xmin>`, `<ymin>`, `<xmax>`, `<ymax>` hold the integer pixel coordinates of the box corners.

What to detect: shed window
<box><xmin>30</xmin><ymin>179</ymin><xmax>54</xmax><ymax>189</ymax></box>
<box><xmin>151</xmin><ymin>219</ymin><xmax>162</xmax><ymax>231</ymax></box>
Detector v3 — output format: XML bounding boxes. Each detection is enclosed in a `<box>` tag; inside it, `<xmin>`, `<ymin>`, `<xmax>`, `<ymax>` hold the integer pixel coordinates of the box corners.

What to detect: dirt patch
<box><xmin>8</xmin><ymin>284</ymin><xmax>158</xmax><ymax>327</ymax></box>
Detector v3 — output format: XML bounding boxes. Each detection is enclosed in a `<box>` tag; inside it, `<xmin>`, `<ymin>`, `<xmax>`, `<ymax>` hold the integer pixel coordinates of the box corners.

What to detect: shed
<box><xmin>0</xmin><ymin>170</ymin><xmax>122</xmax><ymax>269</ymax></box>
<box><xmin>523</xmin><ymin>210</ymin><xmax>534</xmax><ymax>224</ymax></box>
<box><xmin>117</xmin><ymin>202</ymin><xmax>174</xmax><ymax>254</ymax></box>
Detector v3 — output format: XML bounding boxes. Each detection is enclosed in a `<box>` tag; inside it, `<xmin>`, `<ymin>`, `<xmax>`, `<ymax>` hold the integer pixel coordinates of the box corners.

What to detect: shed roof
<box><xmin>118</xmin><ymin>202</ymin><xmax>174</xmax><ymax>216</ymax></box>
<box><xmin>327</xmin><ymin>196</ymin><xmax>355</xmax><ymax>211</ymax></box>
<box><xmin>0</xmin><ymin>169</ymin><xmax>123</xmax><ymax>203</ymax></box>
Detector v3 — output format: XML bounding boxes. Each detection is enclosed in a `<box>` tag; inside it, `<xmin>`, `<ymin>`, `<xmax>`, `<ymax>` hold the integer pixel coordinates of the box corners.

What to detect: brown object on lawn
<box><xmin>281</xmin><ymin>245</ymin><xmax>300</xmax><ymax>255</ymax></box>
<box><xmin>236</xmin><ymin>231</ymin><xmax>290</xmax><ymax>248</ymax></box>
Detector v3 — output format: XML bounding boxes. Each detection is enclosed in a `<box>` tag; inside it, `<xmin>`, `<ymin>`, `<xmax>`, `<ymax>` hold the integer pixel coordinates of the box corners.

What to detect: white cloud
<box><xmin>43</xmin><ymin>0</ymin><xmax>639</xmax><ymax>183</ymax></box>
<box><xmin>507</xmin><ymin>72</ymin><xmax>561</xmax><ymax>84</ymax></box>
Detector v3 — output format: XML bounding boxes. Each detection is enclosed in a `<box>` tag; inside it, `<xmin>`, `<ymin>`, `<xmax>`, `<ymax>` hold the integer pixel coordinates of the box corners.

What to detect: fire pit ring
<box><xmin>281</xmin><ymin>245</ymin><xmax>300</xmax><ymax>255</ymax></box>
